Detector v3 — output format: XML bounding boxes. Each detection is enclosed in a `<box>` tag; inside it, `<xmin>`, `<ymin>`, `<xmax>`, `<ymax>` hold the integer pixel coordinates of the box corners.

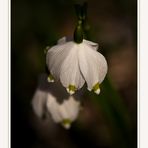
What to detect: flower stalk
<box><xmin>73</xmin><ymin>2</ymin><xmax>88</xmax><ymax>43</ymax></box>
<box><xmin>74</xmin><ymin>20</ymin><xmax>84</xmax><ymax>43</ymax></box>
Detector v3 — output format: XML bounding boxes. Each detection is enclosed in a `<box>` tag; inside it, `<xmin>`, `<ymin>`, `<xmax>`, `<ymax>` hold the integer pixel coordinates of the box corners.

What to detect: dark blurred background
<box><xmin>11</xmin><ymin>0</ymin><xmax>137</xmax><ymax>148</ymax></box>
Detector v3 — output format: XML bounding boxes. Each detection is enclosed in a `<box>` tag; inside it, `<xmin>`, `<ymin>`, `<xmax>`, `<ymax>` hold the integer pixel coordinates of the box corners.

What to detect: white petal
<box><xmin>31</xmin><ymin>89</ymin><xmax>47</xmax><ymax>118</ymax></box>
<box><xmin>46</xmin><ymin>42</ymin><xmax>73</xmax><ymax>79</ymax></box>
<box><xmin>78</xmin><ymin>44</ymin><xmax>108</xmax><ymax>90</ymax></box>
<box><xmin>62</xmin><ymin>96</ymin><xmax>80</xmax><ymax>121</ymax></box>
<box><xmin>59</xmin><ymin>97</ymin><xmax>80</xmax><ymax>129</ymax></box>
<box><xmin>60</xmin><ymin>43</ymin><xmax>85</xmax><ymax>91</ymax></box>
<box><xmin>46</xmin><ymin>93</ymin><xmax>80</xmax><ymax>124</ymax></box>
<box><xmin>46</xmin><ymin>94</ymin><xmax>62</xmax><ymax>122</ymax></box>
<box><xmin>67</xmin><ymin>97</ymin><xmax>80</xmax><ymax>121</ymax></box>
<box><xmin>57</xmin><ymin>36</ymin><xmax>66</xmax><ymax>44</ymax></box>
<box><xmin>83</xmin><ymin>39</ymin><xmax>99</xmax><ymax>50</ymax></box>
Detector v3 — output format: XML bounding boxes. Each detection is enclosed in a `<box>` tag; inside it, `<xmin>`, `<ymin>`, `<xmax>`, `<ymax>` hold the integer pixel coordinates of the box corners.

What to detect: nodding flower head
<box><xmin>32</xmin><ymin>73</ymin><xmax>81</xmax><ymax>129</ymax></box>
<box><xmin>46</xmin><ymin>94</ymin><xmax>80</xmax><ymax>129</ymax></box>
<box><xmin>46</xmin><ymin>37</ymin><xmax>108</xmax><ymax>95</ymax></box>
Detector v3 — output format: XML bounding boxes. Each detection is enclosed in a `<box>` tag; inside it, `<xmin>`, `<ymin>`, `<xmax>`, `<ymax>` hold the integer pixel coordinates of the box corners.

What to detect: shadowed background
<box><xmin>11</xmin><ymin>0</ymin><xmax>137</xmax><ymax>148</ymax></box>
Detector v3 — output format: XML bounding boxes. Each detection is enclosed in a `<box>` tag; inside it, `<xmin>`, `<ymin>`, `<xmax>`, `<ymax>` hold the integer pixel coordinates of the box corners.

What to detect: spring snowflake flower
<box><xmin>46</xmin><ymin>94</ymin><xmax>80</xmax><ymax>129</ymax></box>
<box><xmin>32</xmin><ymin>73</ymin><xmax>81</xmax><ymax>129</ymax></box>
<box><xmin>46</xmin><ymin>37</ymin><xmax>108</xmax><ymax>95</ymax></box>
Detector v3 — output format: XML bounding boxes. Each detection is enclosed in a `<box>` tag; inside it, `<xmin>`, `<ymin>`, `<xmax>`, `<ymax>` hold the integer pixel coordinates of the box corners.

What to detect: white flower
<box><xmin>32</xmin><ymin>73</ymin><xmax>82</xmax><ymax>129</ymax></box>
<box><xmin>46</xmin><ymin>94</ymin><xmax>80</xmax><ymax>129</ymax></box>
<box><xmin>46</xmin><ymin>37</ymin><xmax>108</xmax><ymax>95</ymax></box>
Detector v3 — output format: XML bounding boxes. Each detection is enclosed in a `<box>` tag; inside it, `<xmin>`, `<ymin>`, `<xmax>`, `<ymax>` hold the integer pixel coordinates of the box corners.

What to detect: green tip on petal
<box><xmin>66</xmin><ymin>85</ymin><xmax>76</xmax><ymax>95</ymax></box>
<box><xmin>47</xmin><ymin>74</ymin><xmax>54</xmax><ymax>83</ymax></box>
<box><xmin>92</xmin><ymin>83</ymin><xmax>100</xmax><ymax>95</ymax></box>
<box><xmin>44</xmin><ymin>46</ymin><xmax>50</xmax><ymax>54</ymax></box>
<box><xmin>61</xmin><ymin>119</ymin><xmax>71</xmax><ymax>129</ymax></box>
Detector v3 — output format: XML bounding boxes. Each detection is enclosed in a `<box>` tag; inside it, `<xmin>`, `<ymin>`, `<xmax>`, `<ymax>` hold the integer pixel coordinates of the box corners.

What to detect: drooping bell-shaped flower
<box><xmin>46</xmin><ymin>36</ymin><xmax>108</xmax><ymax>95</ymax></box>
<box><xmin>32</xmin><ymin>73</ymin><xmax>82</xmax><ymax>129</ymax></box>
<box><xmin>46</xmin><ymin>94</ymin><xmax>80</xmax><ymax>129</ymax></box>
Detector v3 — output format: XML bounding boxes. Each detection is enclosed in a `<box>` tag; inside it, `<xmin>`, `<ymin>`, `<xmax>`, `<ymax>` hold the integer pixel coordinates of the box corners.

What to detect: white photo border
<box><xmin>0</xmin><ymin>0</ymin><xmax>10</xmax><ymax>147</ymax></box>
<box><xmin>0</xmin><ymin>0</ymin><xmax>146</xmax><ymax>147</ymax></box>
